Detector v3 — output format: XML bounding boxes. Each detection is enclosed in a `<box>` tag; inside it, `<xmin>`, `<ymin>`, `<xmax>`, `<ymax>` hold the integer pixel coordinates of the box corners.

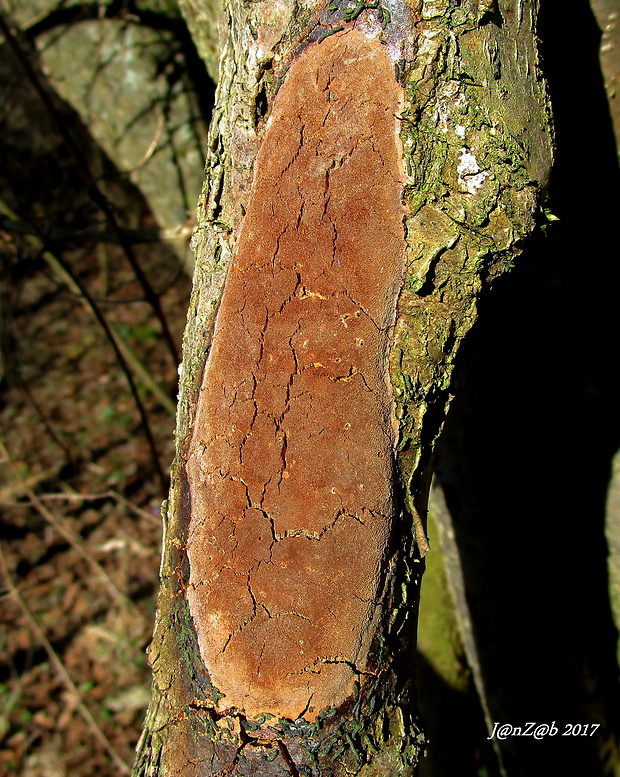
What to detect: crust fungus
<box><xmin>186</xmin><ymin>28</ymin><xmax>407</xmax><ymax>721</ymax></box>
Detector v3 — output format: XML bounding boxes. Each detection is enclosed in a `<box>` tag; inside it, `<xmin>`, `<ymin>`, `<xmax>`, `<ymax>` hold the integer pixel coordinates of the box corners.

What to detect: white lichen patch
<box><xmin>422</xmin><ymin>0</ymin><xmax>450</xmax><ymax>19</ymax></box>
<box><xmin>435</xmin><ymin>80</ymin><xmax>462</xmax><ymax>134</ymax></box>
<box><xmin>457</xmin><ymin>148</ymin><xmax>489</xmax><ymax>194</ymax></box>
<box><xmin>417</xmin><ymin>28</ymin><xmax>442</xmax><ymax>62</ymax></box>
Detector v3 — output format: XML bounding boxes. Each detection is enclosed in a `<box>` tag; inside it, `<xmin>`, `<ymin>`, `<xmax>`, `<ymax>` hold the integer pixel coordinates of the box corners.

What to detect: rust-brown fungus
<box><xmin>186</xmin><ymin>27</ymin><xmax>406</xmax><ymax>721</ymax></box>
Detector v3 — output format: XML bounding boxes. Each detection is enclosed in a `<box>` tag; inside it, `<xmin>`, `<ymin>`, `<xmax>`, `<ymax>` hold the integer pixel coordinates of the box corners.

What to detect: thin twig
<box><xmin>25</xmin><ymin>488</ymin><xmax>140</xmax><ymax>612</ymax></box>
<box><xmin>0</xmin><ymin>466</ymin><xmax>60</xmax><ymax>503</ymax></box>
<box><xmin>0</xmin><ymin>213</ymin><xmax>192</xmax><ymax>247</ymax></box>
<box><xmin>0</xmin><ymin>542</ymin><xmax>132</xmax><ymax>775</ymax></box>
<box><xmin>19</xmin><ymin>488</ymin><xmax>162</xmax><ymax>525</ymax></box>
<box><xmin>0</xmin><ymin>167</ymin><xmax>177</xmax><ymax>423</ymax></box>
<box><xmin>16</xmin><ymin>374</ymin><xmax>76</xmax><ymax>463</ymax></box>
<box><xmin>43</xmin><ymin>250</ymin><xmax>169</xmax><ymax>495</ymax></box>
<box><xmin>0</xmin><ymin>449</ymin><xmax>146</xmax><ymax>612</ymax></box>
<box><xmin>133</xmin><ymin>112</ymin><xmax>165</xmax><ymax>170</ymax></box>
<box><xmin>41</xmin><ymin>249</ymin><xmax>177</xmax><ymax>418</ymax></box>
<box><xmin>0</xmin><ymin>12</ymin><xmax>180</xmax><ymax>367</ymax></box>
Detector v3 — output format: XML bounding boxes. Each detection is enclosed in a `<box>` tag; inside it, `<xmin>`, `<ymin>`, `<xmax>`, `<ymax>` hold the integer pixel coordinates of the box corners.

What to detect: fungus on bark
<box><xmin>186</xmin><ymin>28</ymin><xmax>407</xmax><ymax>722</ymax></box>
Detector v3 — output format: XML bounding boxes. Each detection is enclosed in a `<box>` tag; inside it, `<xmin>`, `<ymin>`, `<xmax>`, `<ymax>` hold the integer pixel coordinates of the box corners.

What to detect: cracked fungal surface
<box><xmin>186</xmin><ymin>27</ymin><xmax>406</xmax><ymax>722</ymax></box>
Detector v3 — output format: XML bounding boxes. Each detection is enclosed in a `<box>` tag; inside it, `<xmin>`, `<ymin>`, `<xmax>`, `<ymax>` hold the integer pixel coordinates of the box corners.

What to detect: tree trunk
<box><xmin>133</xmin><ymin>1</ymin><xmax>553</xmax><ymax>775</ymax></box>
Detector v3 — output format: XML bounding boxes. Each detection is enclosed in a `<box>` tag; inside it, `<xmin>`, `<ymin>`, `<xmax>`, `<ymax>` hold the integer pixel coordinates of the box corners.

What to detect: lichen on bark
<box><xmin>134</xmin><ymin>1</ymin><xmax>553</xmax><ymax>775</ymax></box>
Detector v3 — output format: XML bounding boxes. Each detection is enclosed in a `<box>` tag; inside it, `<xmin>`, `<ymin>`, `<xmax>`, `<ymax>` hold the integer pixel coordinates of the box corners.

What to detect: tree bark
<box><xmin>133</xmin><ymin>1</ymin><xmax>553</xmax><ymax>775</ymax></box>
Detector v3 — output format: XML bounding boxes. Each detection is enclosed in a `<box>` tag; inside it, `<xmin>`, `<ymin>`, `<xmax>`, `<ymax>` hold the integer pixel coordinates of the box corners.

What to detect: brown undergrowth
<box><xmin>0</xmin><ymin>21</ymin><xmax>195</xmax><ymax>776</ymax></box>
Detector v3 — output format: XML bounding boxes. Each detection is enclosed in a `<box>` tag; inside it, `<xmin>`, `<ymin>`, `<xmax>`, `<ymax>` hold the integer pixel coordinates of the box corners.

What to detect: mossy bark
<box><xmin>176</xmin><ymin>0</ymin><xmax>221</xmax><ymax>82</ymax></box>
<box><xmin>133</xmin><ymin>1</ymin><xmax>553</xmax><ymax>775</ymax></box>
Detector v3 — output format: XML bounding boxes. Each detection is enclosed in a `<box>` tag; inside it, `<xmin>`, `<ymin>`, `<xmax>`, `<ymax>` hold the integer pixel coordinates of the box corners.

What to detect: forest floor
<box><xmin>0</xmin><ymin>37</ymin><xmax>193</xmax><ymax>776</ymax></box>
